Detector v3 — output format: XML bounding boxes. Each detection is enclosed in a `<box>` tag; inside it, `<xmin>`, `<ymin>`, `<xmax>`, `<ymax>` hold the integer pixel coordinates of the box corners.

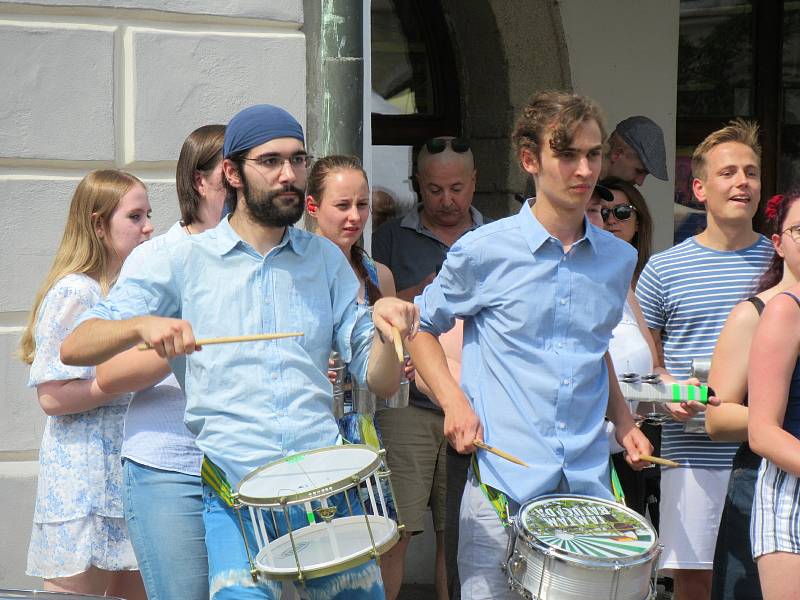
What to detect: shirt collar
<box><xmin>517</xmin><ymin>199</ymin><xmax>598</xmax><ymax>255</ymax></box>
<box><xmin>400</xmin><ymin>203</ymin><xmax>485</xmax><ymax>233</ymax></box>
<box><xmin>211</xmin><ymin>216</ymin><xmax>307</xmax><ymax>257</ymax></box>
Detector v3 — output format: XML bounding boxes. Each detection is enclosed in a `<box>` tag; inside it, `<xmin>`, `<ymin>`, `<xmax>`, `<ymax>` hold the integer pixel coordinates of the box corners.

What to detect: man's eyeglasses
<box><xmin>601</xmin><ymin>204</ymin><xmax>637</xmax><ymax>222</ymax></box>
<box><xmin>424</xmin><ymin>137</ymin><xmax>470</xmax><ymax>154</ymax></box>
<box><xmin>782</xmin><ymin>224</ymin><xmax>800</xmax><ymax>243</ymax></box>
<box><xmin>241</xmin><ymin>153</ymin><xmax>313</xmax><ymax>172</ymax></box>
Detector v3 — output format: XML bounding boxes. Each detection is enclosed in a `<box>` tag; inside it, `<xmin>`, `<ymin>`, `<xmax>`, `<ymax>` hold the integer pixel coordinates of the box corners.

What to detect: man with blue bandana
<box><xmin>61</xmin><ymin>104</ymin><xmax>419</xmax><ymax>599</ymax></box>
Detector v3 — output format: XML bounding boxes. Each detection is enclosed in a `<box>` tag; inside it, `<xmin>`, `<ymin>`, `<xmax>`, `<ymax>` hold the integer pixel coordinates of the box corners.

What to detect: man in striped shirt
<box><xmin>636</xmin><ymin>119</ymin><xmax>772</xmax><ymax>600</ymax></box>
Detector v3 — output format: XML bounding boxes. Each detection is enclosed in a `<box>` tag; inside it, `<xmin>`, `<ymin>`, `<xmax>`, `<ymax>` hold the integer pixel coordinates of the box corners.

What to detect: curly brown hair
<box><xmin>512</xmin><ymin>90</ymin><xmax>607</xmax><ymax>165</ymax></box>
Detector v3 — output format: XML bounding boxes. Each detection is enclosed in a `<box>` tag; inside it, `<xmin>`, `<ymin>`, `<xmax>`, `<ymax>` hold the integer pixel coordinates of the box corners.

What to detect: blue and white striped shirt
<box><xmin>636</xmin><ymin>235</ymin><xmax>772</xmax><ymax>468</ymax></box>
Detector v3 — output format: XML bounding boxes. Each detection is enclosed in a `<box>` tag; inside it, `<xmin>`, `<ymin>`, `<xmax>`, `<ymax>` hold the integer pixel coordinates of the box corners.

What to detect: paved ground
<box><xmin>398</xmin><ymin>584</ymin><xmax>436</xmax><ymax>599</ymax></box>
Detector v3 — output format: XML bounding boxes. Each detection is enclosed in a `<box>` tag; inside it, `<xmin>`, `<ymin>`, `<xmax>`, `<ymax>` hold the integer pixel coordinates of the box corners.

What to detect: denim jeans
<box><xmin>202</xmin><ymin>482</ymin><xmax>385</xmax><ymax>600</ymax></box>
<box><xmin>123</xmin><ymin>459</ymin><xmax>208</xmax><ymax>600</ymax></box>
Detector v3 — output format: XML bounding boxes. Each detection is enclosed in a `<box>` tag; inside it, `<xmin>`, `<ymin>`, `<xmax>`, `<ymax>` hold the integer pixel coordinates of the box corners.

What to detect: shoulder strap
<box><xmin>780</xmin><ymin>291</ymin><xmax>800</xmax><ymax>309</ymax></box>
<box><xmin>746</xmin><ymin>296</ymin><xmax>765</xmax><ymax>315</ymax></box>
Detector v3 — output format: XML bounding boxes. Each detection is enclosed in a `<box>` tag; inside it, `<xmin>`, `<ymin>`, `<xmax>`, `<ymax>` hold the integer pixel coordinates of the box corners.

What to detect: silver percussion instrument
<box><xmin>383</xmin><ymin>353</ymin><xmax>410</xmax><ymax>409</ymax></box>
<box><xmin>0</xmin><ymin>591</ymin><xmax>121</xmax><ymax>599</ymax></box>
<box><xmin>234</xmin><ymin>444</ymin><xmax>401</xmax><ymax>582</ymax></box>
<box><xmin>505</xmin><ymin>495</ymin><xmax>661</xmax><ymax>600</ymax></box>
<box><xmin>618</xmin><ymin>372</ymin><xmax>710</xmax><ymax>427</ymax></box>
<box><xmin>330</xmin><ymin>351</ymin><xmax>347</xmax><ymax>419</ymax></box>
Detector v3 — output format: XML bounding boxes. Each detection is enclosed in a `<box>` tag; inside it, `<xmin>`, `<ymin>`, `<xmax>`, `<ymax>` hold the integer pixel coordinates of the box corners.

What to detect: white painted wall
<box><xmin>559</xmin><ymin>0</ymin><xmax>680</xmax><ymax>252</ymax></box>
<box><xmin>0</xmin><ymin>0</ymin><xmax>304</xmax><ymax>589</ymax></box>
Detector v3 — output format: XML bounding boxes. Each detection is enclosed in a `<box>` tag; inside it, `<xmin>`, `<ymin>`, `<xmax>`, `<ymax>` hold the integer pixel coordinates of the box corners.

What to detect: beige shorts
<box><xmin>376</xmin><ymin>404</ymin><xmax>447</xmax><ymax>533</ymax></box>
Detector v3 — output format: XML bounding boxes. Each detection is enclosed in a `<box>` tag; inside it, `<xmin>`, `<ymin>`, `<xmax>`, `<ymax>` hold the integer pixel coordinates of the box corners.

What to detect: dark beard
<box><xmin>241</xmin><ymin>175</ymin><xmax>304</xmax><ymax>227</ymax></box>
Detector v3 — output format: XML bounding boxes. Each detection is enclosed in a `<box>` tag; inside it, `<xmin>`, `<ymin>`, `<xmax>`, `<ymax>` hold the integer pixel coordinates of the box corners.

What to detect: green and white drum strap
<box><xmin>201</xmin><ymin>456</ymin><xmax>236</xmax><ymax>507</ymax></box>
<box><xmin>471</xmin><ymin>454</ymin><xmax>511</xmax><ymax>526</ymax></box>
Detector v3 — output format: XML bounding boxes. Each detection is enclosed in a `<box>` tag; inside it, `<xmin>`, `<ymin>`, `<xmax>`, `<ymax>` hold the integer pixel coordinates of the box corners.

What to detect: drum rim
<box><xmin>254</xmin><ymin>515</ymin><xmax>399</xmax><ymax>580</ymax></box>
<box><xmin>0</xmin><ymin>590</ymin><xmax>123</xmax><ymax>599</ymax></box>
<box><xmin>235</xmin><ymin>444</ymin><xmax>382</xmax><ymax>506</ymax></box>
<box><xmin>515</xmin><ymin>493</ymin><xmax>660</xmax><ymax>569</ymax></box>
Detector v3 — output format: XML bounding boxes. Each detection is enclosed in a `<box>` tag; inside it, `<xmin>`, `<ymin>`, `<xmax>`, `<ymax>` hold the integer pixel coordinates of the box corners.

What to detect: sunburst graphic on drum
<box><xmin>522</xmin><ymin>496</ymin><xmax>655</xmax><ymax>559</ymax></box>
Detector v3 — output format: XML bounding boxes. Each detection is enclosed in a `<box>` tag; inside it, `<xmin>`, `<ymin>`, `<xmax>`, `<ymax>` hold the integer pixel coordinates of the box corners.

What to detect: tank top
<box><xmin>778</xmin><ymin>292</ymin><xmax>800</xmax><ymax>440</ymax></box>
<box><xmin>734</xmin><ymin>296</ymin><xmax>763</xmax><ymax>470</ymax></box>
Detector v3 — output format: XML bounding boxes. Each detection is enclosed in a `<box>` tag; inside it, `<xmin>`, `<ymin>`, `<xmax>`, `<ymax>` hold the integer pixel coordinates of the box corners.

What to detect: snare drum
<box><xmin>234</xmin><ymin>445</ymin><xmax>401</xmax><ymax>582</ymax></box>
<box><xmin>505</xmin><ymin>495</ymin><xmax>660</xmax><ymax>600</ymax></box>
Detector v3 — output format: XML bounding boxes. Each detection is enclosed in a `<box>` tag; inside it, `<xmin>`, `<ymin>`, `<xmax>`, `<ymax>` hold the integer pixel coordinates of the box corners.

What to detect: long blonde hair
<box><xmin>19</xmin><ymin>169</ymin><xmax>145</xmax><ymax>364</ymax></box>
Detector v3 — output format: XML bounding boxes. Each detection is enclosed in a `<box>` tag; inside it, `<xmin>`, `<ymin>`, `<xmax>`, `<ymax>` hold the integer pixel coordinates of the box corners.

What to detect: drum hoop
<box><xmin>255</xmin><ymin>516</ymin><xmax>400</xmax><ymax>580</ymax></box>
<box><xmin>235</xmin><ymin>444</ymin><xmax>382</xmax><ymax>506</ymax></box>
<box><xmin>515</xmin><ymin>494</ymin><xmax>659</xmax><ymax>569</ymax></box>
<box><xmin>0</xmin><ymin>591</ymin><xmax>124</xmax><ymax>599</ymax></box>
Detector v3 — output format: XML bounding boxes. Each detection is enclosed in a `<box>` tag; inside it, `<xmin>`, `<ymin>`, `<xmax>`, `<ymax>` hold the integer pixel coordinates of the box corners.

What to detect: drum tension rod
<box><xmin>233</xmin><ymin>500</ymin><xmax>259</xmax><ymax>582</ymax></box>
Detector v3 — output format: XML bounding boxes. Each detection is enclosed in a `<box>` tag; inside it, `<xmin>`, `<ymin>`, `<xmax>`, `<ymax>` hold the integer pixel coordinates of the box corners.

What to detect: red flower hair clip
<box><xmin>766</xmin><ymin>194</ymin><xmax>784</xmax><ymax>221</ymax></box>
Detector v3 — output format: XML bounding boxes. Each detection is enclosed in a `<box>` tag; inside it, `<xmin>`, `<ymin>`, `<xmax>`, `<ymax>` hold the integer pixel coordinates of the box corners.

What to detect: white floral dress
<box><xmin>26</xmin><ymin>273</ymin><xmax>137</xmax><ymax>578</ymax></box>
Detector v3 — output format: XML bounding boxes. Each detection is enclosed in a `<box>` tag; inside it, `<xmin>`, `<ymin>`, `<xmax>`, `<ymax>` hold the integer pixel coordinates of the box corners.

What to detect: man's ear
<box><xmin>521</xmin><ymin>148</ymin><xmax>539</xmax><ymax>177</ymax></box>
<box><xmin>222</xmin><ymin>159</ymin><xmax>244</xmax><ymax>190</ymax></box>
<box><xmin>692</xmin><ymin>177</ymin><xmax>707</xmax><ymax>206</ymax></box>
<box><xmin>610</xmin><ymin>146</ymin><xmax>625</xmax><ymax>163</ymax></box>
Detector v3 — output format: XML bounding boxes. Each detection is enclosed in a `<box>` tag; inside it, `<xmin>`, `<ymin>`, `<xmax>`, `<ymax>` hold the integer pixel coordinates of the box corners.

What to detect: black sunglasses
<box><xmin>601</xmin><ymin>204</ymin><xmax>636</xmax><ymax>222</ymax></box>
<box><xmin>424</xmin><ymin>137</ymin><xmax>471</xmax><ymax>154</ymax></box>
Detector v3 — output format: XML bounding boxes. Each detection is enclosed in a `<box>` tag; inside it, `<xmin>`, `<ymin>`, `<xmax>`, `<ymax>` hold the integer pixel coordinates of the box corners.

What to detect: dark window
<box><xmin>371</xmin><ymin>0</ymin><xmax>460</xmax><ymax>145</ymax></box>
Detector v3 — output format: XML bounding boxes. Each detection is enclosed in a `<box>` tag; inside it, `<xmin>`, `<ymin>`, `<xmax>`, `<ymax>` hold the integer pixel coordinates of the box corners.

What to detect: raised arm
<box><xmin>415</xmin><ymin>319</ymin><xmax>463</xmax><ymax>404</ymax></box>
<box><xmin>705</xmin><ymin>301</ymin><xmax>760</xmax><ymax>441</ymax></box>
<box><xmin>749</xmin><ymin>294</ymin><xmax>800</xmax><ymax>475</ymax></box>
<box><xmin>62</xmin><ymin>316</ymin><xmax>197</xmax><ymax>366</ymax></box>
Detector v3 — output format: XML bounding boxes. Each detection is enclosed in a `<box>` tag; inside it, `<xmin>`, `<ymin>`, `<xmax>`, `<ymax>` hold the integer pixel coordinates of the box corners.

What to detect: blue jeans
<box><xmin>202</xmin><ymin>482</ymin><xmax>385</xmax><ymax>600</ymax></box>
<box><xmin>123</xmin><ymin>459</ymin><xmax>208</xmax><ymax>600</ymax></box>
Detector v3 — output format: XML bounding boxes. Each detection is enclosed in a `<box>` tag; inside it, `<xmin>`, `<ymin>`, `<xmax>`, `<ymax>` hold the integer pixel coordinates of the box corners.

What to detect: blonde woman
<box><xmin>19</xmin><ymin>170</ymin><xmax>152</xmax><ymax>598</ymax></box>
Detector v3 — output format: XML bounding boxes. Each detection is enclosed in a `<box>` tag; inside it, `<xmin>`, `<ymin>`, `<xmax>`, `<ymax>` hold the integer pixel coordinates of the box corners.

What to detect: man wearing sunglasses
<box><xmin>601</xmin><ymin>116</ymin><xmax>668</xmax><ymax>187</ymax></box>
<box><xmin>372</xmin><ymin>136</ymin><xmax>485</xmax><ymax>600</ymax></box>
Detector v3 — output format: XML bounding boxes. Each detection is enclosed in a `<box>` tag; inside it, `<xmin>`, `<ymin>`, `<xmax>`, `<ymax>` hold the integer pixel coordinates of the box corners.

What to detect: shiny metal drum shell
<box><xmin>507</xmin><ymin>494</ymin><xmax>660</xmax><ymax>600</ymax></box>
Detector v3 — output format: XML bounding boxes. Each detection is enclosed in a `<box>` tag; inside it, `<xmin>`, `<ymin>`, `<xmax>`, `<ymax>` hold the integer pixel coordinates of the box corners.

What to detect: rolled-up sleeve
<box><xmin>416</xmin><ymin>240</ymin><xmax>483</xmax><ymax>336</ymax></box>
<box><xmin>77</xmin><ymin>242</ymin><xmax>182</xmax><ymax>326</ymax></box>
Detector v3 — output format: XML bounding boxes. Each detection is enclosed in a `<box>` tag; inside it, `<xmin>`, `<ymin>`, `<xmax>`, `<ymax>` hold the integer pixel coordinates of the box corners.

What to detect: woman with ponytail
<box><xmin>706</xmin><ymin>191</ymin><xmax>800</xmax><ymax>599</ymax></box>
<box><xmin>19</xmin><ymin>169</ymin><xmax>152</xmax><ymax>597</ymax></box>
<box><xmin>305</xmin><ymin>155</ymin><xmax>395</xmax><ymax>305</ymax></box>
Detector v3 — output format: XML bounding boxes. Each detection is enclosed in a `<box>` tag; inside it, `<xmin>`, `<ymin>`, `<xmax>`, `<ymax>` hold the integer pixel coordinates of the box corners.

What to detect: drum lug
<box><xmin>507</xmin><ymin>552</ymin><xmax>527</xmax><ymax>579</ymax></box>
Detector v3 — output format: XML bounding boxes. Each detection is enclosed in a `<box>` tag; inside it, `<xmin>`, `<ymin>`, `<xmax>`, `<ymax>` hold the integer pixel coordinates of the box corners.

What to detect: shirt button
<box><xmin>271</xmin><ymin>373</ymin><xmax>278</xmax><ymax>380</ymax></box>
<box><xmin>562</xmin><ymin>378</ymin><xmax>570</xmax><ymax>386</ymax></box>
<box><xmin>557</xmin><ymin>341</ymin><xmax>563</xmax><ymax>348</ymax></box>
<box><xmin>559</xmin><ymin>421</ymin><xmax>567</xmax><ymax>430</ymax></box>
<box><xmin>560</xmin><ymin>298</ymin><xmax>567</xmax><ymax>305</ymax></box>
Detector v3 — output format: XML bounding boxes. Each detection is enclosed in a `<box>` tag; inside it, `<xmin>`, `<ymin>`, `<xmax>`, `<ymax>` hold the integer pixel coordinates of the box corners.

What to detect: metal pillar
<box><xmin>304</xmin><ymin>0</ymin><xmax>364</xmax><ymax>160</ymax></box>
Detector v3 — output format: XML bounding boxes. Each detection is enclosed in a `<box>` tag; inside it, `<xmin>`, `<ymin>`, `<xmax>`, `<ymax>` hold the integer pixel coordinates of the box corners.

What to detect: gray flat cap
<box><xmin>615</xmin><ymin>116</ymin><xmax>668</xmax><ymax>181</ymax></box>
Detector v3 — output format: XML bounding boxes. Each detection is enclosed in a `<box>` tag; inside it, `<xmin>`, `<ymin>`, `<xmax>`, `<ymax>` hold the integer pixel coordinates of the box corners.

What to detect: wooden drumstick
<box><xmin>391</xmin><ymin>326</ymin><xmax>404</xmax><ymax>363</ymax></box>
<box><xmin>638</xmin><ymin>454</ymin><xmax>679</xmax><ymax>468</ymax></box>
<box><xmin>473</xmin><ymin>440</ymin><xmax>529</xmax><ymax>468</ymax></box>
<box><xmin>137</xmin><ymin>332</ymin><xmax>303</xmax><ymax>351</ymax></box>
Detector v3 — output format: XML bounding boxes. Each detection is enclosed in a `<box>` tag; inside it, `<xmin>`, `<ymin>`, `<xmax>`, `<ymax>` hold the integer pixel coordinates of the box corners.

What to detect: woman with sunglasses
<box><xmin>727</xmin><ymin>191</ymin><xmax>800</xmax><ymax>599</ymax></box>
<box><xmin>596</xmin><ymin>177</ymin><xmax>658</xmax><ymax>519</ymax></box>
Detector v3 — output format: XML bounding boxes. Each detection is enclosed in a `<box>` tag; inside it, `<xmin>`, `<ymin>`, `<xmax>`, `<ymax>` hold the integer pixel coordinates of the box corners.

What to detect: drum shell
<box><xmin>507</xmin><ymin>495</ymin><xmax>660</xmax><ymax>600</ymax></box>
<box><xmin>332</xmin><ymin>391</ymin><xmax>345</xmax><ymax>419</ymax></box>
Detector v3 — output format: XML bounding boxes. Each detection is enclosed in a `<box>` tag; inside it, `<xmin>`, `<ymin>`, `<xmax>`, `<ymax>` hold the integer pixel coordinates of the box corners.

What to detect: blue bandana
<box><xmin>223</xmin><ymin>104</ymin><xmax>305</xmax><ymax>158</ymax></box>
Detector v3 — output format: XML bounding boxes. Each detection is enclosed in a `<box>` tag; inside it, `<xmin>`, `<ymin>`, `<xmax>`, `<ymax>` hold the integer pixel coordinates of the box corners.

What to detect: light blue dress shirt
<box><xmin>416</xmin><ymin>201</ymin><xmax>636</xmax><ymax>504</ymax></box>
<box><xmin>82</xmin><ymin>217</ymin><xmax>374</xmax><ymax>484</ymax></box>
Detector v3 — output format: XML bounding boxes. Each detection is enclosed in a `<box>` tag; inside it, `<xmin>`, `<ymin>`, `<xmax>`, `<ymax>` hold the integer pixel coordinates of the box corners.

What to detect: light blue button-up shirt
<box><xmin>416</xmin><ymin>201</ymin><xmax>636</xmax><ymax>504</ymax></box>
<box><xmin>82</xmin><ymin>217</ymin><xmax>373</xmax><ymax>484</ymax></box>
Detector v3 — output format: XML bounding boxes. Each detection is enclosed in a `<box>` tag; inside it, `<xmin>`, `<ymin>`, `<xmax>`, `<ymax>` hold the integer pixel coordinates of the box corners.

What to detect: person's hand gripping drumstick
<box><xmin>367</xmin><ymin>297</ymin><xmax>420</xmax><ymax>398</ymax></box>
<box><xmin>134</xmin><ymin>316</ymin><xmax>199</xmax><ymax>359</ymax></box>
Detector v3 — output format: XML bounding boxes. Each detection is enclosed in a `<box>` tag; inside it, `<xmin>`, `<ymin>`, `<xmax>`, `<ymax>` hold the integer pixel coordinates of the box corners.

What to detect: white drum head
<box><xmin>519</xmin><ymin>495</ymin><xmax>657</xmax><ymax>563</ymax></box>
<box><xmin>237</xmin><ymin>445</ymin><xmax>380</xmax><ymax>506</ymax></box>
<box><xmin>255</xmin><ymin>515</ymin><xmax>398</xmax><ymax>579</ymax></box>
